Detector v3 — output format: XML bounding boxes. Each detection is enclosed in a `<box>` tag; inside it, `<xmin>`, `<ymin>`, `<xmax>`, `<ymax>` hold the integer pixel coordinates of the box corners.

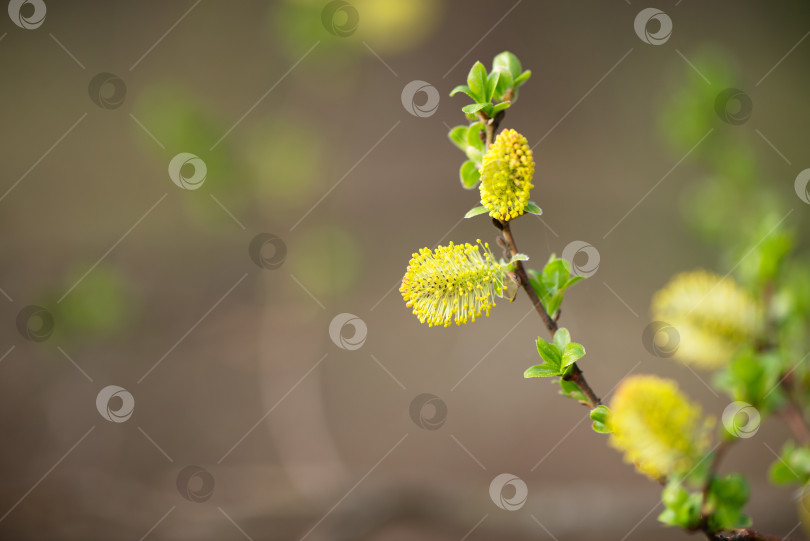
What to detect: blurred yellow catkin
<box><xmin>651</xmin><ymin>270</ymin><xmax>762</xmax><ymax>369</ymax></box>
<box><xmin>610</xmin><ymin>374</ymin><xmax>713</xmax><ymax>480</ymax></box>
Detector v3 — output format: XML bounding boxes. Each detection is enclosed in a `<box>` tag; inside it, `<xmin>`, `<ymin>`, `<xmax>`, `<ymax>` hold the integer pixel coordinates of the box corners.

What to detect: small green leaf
<box><xmin>459</xmin><ymin>160</ymin><xmax>480</xmax><ymax>189</ymax></box>
<box><xmin>553</xmin><ymin>328</ymin><xmax>571</xmax><ymax>350</ymax></box>
<box><xmin>466</xmin><ymin>61</ymin><xmax>488</xmax><ymax>102</ymax></box>
<box><xmin>449</xmin><ymin>85</ymin><xmax>475</xmax><ymax>99</ymax></box>
<box><xmin>491</xmin><ymin>101</ymin><xmax>512</xmax><ymax>115</ymax></box>
<box><xmin>448</xmin><ymin>125</ymin><xmax>467</xmax><ymax>151</ymax></box>
<box><xmin>557</xmin><ymin>378</ymin><xmax>586</xmax><ymax>401</ymax></box>
<box><xmin>589</xmin><ymin>405</ymin><xmax>612</xmax><ymax>433</ymax></box>
<box><xmin>493</xmin><ymin>51</ymin><xmax>522</xmax><ymax>80</ymax></box>
<box><xmin>589</xmin><ymin>405</ymin><xmax>611</xmax><ymax>424</ymax></box>
<box><xmin>485</xmin><ymin>70</ymin><xmax>500</xmax><ymax>102</ymax></box>
<box><xmin>492</xmin><ymin>67</ymin><xmax>514</xmax><ymax>101</ymax></box>
<box><xmin>524</xmin><ymin>201</ymin><xmax>542</xmax><ymax>215</ymax></box>
<box><xmin>514</xmin><ymin>70</ymin><xmax>532</xmax><ymax>86</ymax></box>
<box><xmin>768</xmin><ymin>459</ymin><xmax>800</xmax><ymax>484</ymax></box>
<box><xmin>508</xmin><ymin>253</ymin><xmax>529</xmax><ymax>263</ymax></box>
<box><xmin>466</xmin><ymin>122</ymin><xmax>485</xmax><ymax>152</ymax></box>
<box><xmin>464</xmin><ymin>205</ymin><xmax>488</xmax><ymax>219</ymax></box>
<box><xmin>524</xmin><ymin>364</ymin><xmax>562</xmax><ymax>378</ymax></box>
<box><xmin>536</xmin><ymin>337</ymin><xmax>562</xmax><ymax>368</ymax></box>
<box><xmin>462</xmin><ymin>103</ymin><xmax>489</xmax><ymax>115</ymax></box>
<box><xmin>562</xmin><ymin>343</ymin><xmax>586</xmax><ymax>368</ymax></box>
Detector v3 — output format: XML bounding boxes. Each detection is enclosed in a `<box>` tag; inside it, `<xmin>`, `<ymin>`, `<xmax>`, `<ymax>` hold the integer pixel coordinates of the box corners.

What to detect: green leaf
<box><xmin>485</xmin><ymin>70</ymin><xmax>500</xmax><ymax>102</ymax></box>
<box><xmin>524</xmin><ymin>364</ymin><xmax>562</xmax><ymax>378</ymax></box>
<box><xmin>557</xmin><ymin>378</ymin><xmax>585</xmax><ymax>401</ymax></box>
<box><xmin>464</xmin><ymin>205</ymin><xmax>488</xmax><ymax>219</ymax></box>
<box><xmin>536</xmin><ymin>337</ymin><xmax>562</xmax><ymax>368</ymax></box>
<box><xmin>524</xmin><ymin>201</ymin><xmax>542</xmax><ymax>215</ymax></box>
<box><xmin>590</xmin><ymin>405</ymin><xmax>613</xmax><ymax>434</ymax></box>
<box><xmin>514</xmin><ymin>70</ymin><xmax>532</xmax><ymax>86</ymax></box>
<box><xmin>491</xmin><ymin>101</ymin><xmax>511</xmax><ymax>115</ymax></box>
<box><xmin>508</xmin><ymin>253</ymin><xmax>529</xmax><ymax>263</ymax></box>
<box><xmin>493</xmin><ymin>51</ymin><xmax>522</xmax><ymax>80</ymax></box>
<box><xmin>462</xmin><ymin>103</ymin><xmax>489</xmax><ymax>115</ymax></box>
<box><xmin>492</xmin><ymin>67</ymin><xmax>514</xmax><ymax>101</ymax></box>
<box><xmin>466</xmin><ymin>122</ymin><xmax>485</xmax><ymax>152</ymax></box>
<box><xmin>553</xmin><ymin>328</ymin><xmax>571</xmax><ymax>350</ymax></box>
<box><xmin>562</xmin><ymin>343</ymin><xmax>586</xmax><ymax>368</ymax></box>
<box><xmin>459</xmin><ymin>160</ymin><xmax>480</xmax><ymax>189</ymax></box>
<box><xmin>448</xmin><ymin>125</ymin><xmax>467</xmax><ymax>151</ymax></box>
<box><xmin>769</xmin><ymin>458</ymin><xmax>801</xmax><ymax>484</ymax></box>
<box><xmin>466</xmin><ymin>61</ymin><xmax>488</xmax><ymax>102</ymax></box>
<box><xmin>449</xmin><ymin>85</ymin><xmax>476</xmax><ymax>100</ymax></box>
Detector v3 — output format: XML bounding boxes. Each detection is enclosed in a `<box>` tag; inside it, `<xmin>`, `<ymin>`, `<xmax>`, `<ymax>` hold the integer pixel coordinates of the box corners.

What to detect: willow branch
<box><xmin>497</xmin><ymin>218</ymin><xmax>601</xmax><ymax>408</ymax></box>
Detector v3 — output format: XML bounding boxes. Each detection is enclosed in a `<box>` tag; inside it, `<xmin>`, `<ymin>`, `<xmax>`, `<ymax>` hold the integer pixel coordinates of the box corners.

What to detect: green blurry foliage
<box><xmin>48</xmin><ymin>264</ymin><xmax>134</xmax><ymax>345</ymax></box>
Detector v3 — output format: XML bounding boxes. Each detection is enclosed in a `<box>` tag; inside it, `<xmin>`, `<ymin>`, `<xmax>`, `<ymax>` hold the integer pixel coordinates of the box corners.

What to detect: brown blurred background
<box><xmin>1</xmin><ymin>0</ymin><xmax>809</xmax><ymax>539</ymax></box>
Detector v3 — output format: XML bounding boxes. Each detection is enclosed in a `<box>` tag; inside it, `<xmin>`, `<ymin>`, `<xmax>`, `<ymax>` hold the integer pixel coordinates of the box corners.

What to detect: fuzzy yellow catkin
<box><xmin>651</xmin><ymin>270</ymin><xmax>762</xmax><ymax>370</ymax></box>
<box><xmin>609</xmin><ymin>374</ymin><xmax>713</xmax><ymax>481</ymax></box>
<box><xmin>479</xmin><ymin>129</ymin><xmax>535</xmax><ymax>221</ymax></box>
<box><xmin>400</xmin><ymin>240</ymin><xmax>507</xmax><ymax>327</ymax></box>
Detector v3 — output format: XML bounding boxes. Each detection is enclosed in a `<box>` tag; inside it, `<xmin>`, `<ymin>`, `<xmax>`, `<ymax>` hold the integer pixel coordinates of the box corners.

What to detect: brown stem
<box><xmin>782</xmin><ymin>399</ymin><xmax>810</xmax><ymax>445</ymax></box>
<box><xmin>498</xmin><ymin>219</ymin><xmax>601</xmax><ymax>408</ymax></box>
<box><xmin>710</xmin><ymin>528</ymin><xmax>801</xmax><ymax>541</ymax></box>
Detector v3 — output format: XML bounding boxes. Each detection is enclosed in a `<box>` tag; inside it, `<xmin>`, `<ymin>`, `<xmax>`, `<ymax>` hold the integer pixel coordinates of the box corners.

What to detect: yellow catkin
<box><xmin>400</xmin><ymin>240</ymin><xmax>507</xmax><ymax>327</ymax></box>
<box><xmin>479</xmin><ymin>129</ymin><xmax>535</xmax><ymax>221</ymax></box>
<box><xmin>651</xmin><ymin>270</ymin><xmax>762</xmax><ymax>369</ymax></box>
<box><xmin>609</xmin><ymin>375</ymin><xmax>713</xmax><ymax>481</ymax></box>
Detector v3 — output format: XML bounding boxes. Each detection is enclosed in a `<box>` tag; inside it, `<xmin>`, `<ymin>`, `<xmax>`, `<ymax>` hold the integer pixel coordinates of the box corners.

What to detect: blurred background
<box><xmin>1</xmin><ymin>0</ymin><xmax>809</xmax><ymax>539</ymax></box>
